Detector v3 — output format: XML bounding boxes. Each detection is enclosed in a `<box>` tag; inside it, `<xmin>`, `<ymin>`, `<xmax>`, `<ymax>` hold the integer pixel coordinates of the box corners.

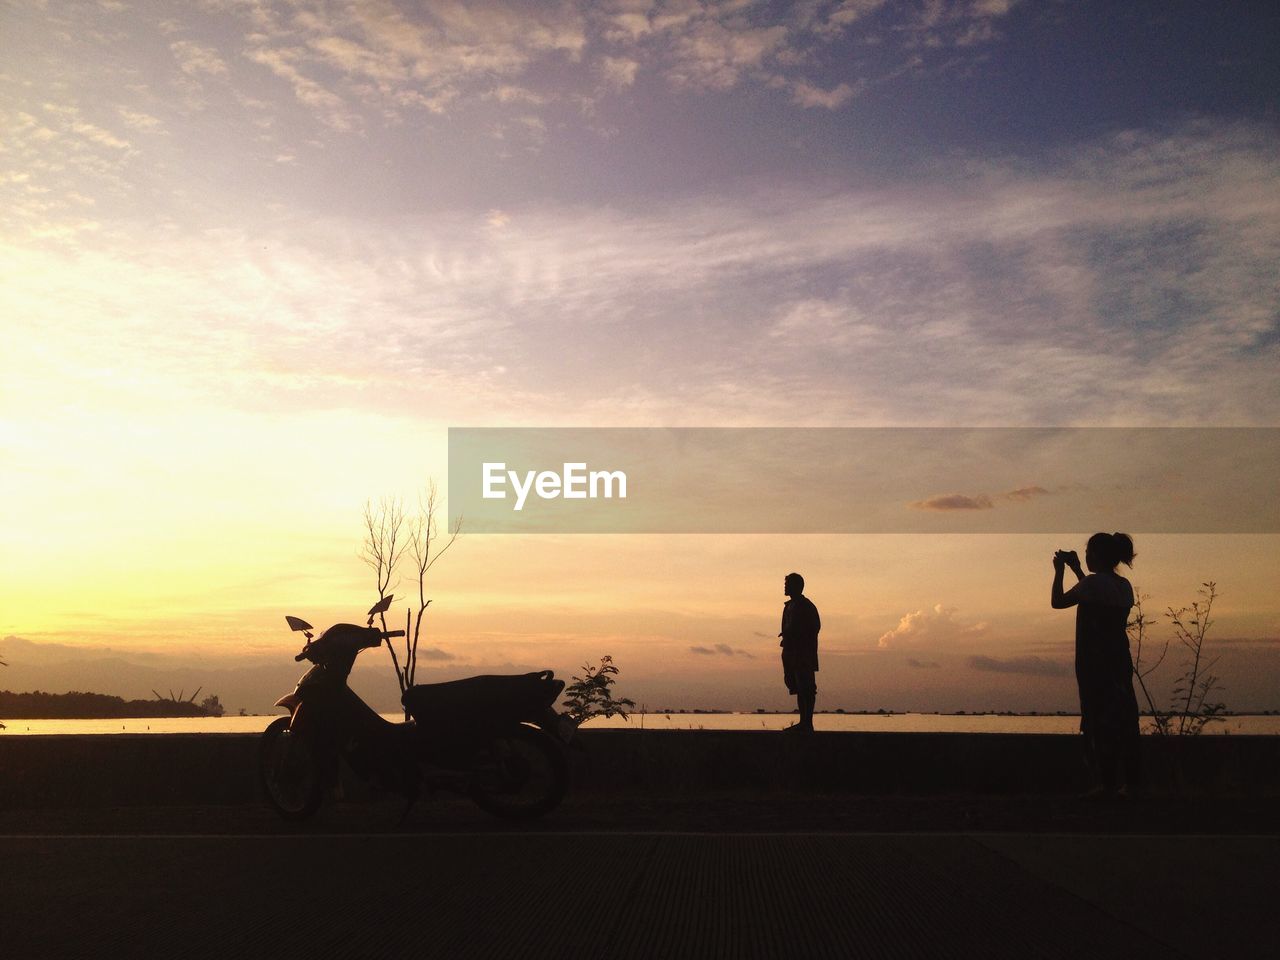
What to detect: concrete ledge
<box><xmin>1</xmin><ymin>730</ymin><xmax>1277</xmax><ymax>809</ymax></box>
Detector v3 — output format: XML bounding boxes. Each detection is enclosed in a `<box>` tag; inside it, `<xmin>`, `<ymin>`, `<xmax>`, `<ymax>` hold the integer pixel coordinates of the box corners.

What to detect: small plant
<box><xmin>561</xmin><ymin>656</ymin><xmax>636</xmax><ymax>728</ymax></box>
<box><xmin>1130</xmin><ymin>591</ymin><xmax>1172</xmax><ymax>735</ymax></box>
<box><xmin>1130</xmin><ymin>582</ymin><xmax>1226</xmax><ymax>736</ymax></box>
<box><xmin>1166</xmin><ymin>582</ymin><xmax>1226</xmax><ymax>735</ymax></box>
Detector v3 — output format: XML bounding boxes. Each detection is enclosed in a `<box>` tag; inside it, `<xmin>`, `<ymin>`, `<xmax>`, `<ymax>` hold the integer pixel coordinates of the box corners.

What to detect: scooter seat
<box><xmin>402</xmin><ymin>671</ymin><xmax>564</xmax><ymax>725</ymax></box>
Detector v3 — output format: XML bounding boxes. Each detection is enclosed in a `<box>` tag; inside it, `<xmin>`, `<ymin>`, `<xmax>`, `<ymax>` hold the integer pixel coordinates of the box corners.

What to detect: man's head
<box><xmin>784</xmin><ymin>572</ymin><xmax>804</xmax><ymax>598</ymax></box>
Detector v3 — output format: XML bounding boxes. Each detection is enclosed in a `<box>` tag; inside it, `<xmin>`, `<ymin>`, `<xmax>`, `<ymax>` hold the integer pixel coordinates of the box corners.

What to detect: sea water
<box><xmin>3</xmin><ymin>713</ymin><xmax>1278</xmax><ymax>735</ymax></box>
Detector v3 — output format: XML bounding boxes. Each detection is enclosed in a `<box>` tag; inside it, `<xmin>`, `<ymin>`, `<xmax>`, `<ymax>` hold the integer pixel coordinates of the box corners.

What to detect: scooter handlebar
<box><xmin>383</xmin><ymin>630</ymin><xmax>406</xmax><ymax>639</ymax></box>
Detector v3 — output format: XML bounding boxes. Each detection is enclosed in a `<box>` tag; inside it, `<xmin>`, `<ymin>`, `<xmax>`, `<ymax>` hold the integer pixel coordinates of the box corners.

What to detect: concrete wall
<box><xmin>1</xmin><ymin>731</ymin><xmax>1277</xmax><ymax>810</ymax></box>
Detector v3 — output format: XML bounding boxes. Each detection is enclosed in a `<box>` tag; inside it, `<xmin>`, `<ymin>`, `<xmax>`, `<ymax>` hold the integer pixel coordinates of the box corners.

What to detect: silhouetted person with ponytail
<box><xmin>1051</xmin><ymin>532</ymin><xmax>1140</xmax><ymax>797</ymax></box>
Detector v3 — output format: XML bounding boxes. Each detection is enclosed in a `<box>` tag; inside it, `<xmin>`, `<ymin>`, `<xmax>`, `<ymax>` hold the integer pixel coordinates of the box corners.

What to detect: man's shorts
<box><xmin>782</xmin><ymin>652</ymin><xmax>817</xmax><ymax>696</ymax></box>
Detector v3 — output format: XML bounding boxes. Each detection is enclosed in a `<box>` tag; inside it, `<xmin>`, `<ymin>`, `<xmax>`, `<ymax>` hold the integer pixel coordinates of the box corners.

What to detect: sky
<box><xmin>2</xmin><ymin>0</ymin><xmax>1278</xmax><ymax>715</ymax></box>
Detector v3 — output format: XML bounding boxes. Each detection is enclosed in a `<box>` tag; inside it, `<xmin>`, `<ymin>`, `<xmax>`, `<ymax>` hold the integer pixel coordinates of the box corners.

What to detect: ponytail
<box><xmin>1087</xmin><ymin>531</ymin><xmax>1136</xmax><ymax>568</ymax></box>
<box><xmin>1111</xmin><ymin>532</ymin><xmax>1135</xmax><ymax>567</ymax></box>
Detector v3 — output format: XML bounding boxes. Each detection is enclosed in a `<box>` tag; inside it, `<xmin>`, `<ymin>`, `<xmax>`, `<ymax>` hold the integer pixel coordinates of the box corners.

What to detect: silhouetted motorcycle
<box><xmin>260</xmin><ymin>596</ymin><xmax>568</xmax><ymax>822</ymax></box>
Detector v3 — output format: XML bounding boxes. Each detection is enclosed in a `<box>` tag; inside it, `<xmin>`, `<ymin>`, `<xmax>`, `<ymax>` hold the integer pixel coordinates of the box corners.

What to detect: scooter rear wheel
<box><xmin>260</xmin><ymin>716</ymin><xmax>324</xmax><ymax>821</ymax></box>
<box><xmin>469</xmin><ymin>723</ymin><xmax>568</xmax><ymax>821</ymax></box>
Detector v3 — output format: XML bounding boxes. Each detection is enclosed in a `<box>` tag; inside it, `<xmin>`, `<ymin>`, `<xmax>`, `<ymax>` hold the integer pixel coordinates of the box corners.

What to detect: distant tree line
<box><xmin>0</xmin><ymin>690</ymin><xmax>222</xmax><ymax>719</ymax></box>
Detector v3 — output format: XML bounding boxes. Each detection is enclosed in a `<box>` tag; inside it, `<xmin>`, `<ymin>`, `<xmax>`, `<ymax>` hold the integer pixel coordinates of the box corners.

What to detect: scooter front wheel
<box><xmin>260</xmin><ymin>716</ymin><xmax>324</xmax><ymax>821</ymax></box>
<box><xmin>468</xmin><ymin>724</ymin><xmax>568</xmax><ymax>821</ymax></box>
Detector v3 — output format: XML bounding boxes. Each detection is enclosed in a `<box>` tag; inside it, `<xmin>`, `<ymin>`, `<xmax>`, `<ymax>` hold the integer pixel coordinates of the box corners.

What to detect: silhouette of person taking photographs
<box><xmin>1051</xmin><ymin>532</ymin><xmax>1140</xmax><ymax>797</ymax></box>
<box><xmin>779</xmin><ymin>572</ymin><xmax>820</xmax><ymax>733</ymax></box>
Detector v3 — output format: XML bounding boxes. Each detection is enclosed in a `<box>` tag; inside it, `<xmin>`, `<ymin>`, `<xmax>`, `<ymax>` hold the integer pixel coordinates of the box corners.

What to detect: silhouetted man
<box><xmin>779</xmin><ymin>572</ymin><xmax>820</xmax><ymax>733</ymax></box>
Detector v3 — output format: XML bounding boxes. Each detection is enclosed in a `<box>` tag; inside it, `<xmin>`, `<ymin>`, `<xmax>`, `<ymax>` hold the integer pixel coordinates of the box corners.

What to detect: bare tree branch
<box><xmin>362</xmin><ymin>482</ymin><xmax>462</xmax><ymax>710</ymax></box>
<box><xmin>1129</xmin><ymin>590</ymin><xmax>1171</xmax><ymax>735</ymax></box>
<box><xmin>362</xmin><ymin>496</ymin><xmax>408</xmax><ymax>694</ymax></box>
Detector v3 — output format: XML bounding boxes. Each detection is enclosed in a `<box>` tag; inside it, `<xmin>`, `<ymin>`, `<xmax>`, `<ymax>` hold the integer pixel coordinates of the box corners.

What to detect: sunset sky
<box><xmin>2</xmin><ymin>0</ymin><xmax>1278</xmax><ymax>714</ymax></box>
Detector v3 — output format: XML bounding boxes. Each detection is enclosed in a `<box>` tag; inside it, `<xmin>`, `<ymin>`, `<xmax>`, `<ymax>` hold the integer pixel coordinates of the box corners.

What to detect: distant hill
<box><xmin>0</xmin><ymin>690</ymin><xmax>216</xmax><ymax>719</ymax></box>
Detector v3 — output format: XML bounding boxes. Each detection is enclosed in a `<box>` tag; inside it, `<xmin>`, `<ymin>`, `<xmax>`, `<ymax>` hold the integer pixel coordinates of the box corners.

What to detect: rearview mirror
<box><xmin>285</xmin><ymin>616</ymin><xmax>313</xmax><ymax>632</ymax></box>
<box><xmin>367</xmin><ymin>595</ymin><xmax>394</xmax><ymax>617</ymax></box>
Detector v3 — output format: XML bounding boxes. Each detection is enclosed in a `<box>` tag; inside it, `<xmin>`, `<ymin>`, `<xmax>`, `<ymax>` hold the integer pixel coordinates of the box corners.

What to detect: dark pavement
<box><xmin>3</xmin><ymin>799</ymin><xmax>1276</xmax><ymax>959</ymax></box>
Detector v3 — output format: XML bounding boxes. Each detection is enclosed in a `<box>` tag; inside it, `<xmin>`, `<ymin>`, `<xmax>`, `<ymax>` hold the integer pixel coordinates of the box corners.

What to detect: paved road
<box><xmin>5</xmin><ymin>813</ymin><xmax>1275</xmax><ymax>959</ymax></box>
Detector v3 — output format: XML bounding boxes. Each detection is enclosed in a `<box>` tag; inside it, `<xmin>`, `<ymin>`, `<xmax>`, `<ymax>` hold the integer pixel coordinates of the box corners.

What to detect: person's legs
<box><xmin>1119</xmin><ymin>726</ymin><xmax>1142</xmax><ymax>794</ymax></box>
<box><xmin>798</xmin><ymin>690</ymin><xmax>814</xmax><ymax>728</ymax></box>
<box><xmin>1079</xmin><ymin>730</ymin><xmax>1114</xmax><ymax>797</ymax></box>
<box><xmin>796</xmin><ymin>671</ymin><xmax>816</xmax><ymax>730</ymax></box>
<box><xmin>1096</xmin><ymin>735</ymin><xmax>1120</xmax><ymax>792</ymax></box>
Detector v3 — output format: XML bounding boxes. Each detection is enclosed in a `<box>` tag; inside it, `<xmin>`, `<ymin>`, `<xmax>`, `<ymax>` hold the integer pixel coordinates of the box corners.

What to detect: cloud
<box><xmin>1179</xmin><ymin>634</ymin><xmax>1280</xmax><ymax>649</ymax></box>
<box><xmin>1</xmin><ymin>635</ymin><xmax>167</xmax><ymax>665</ymax></box>
<box><xmin>3</xmin><ymin>120</ymin><xmax>1276</xmax><ymax>428</ymax></box>
<box><xmin>906</xmin><ymin>657</ymin><xmax>941</xmax><ymax>669</ymax></box>
<box><xmin>967</xmin><ymin>655</ymin><xmax>1068</xmax><ymax>677</ymax></box>
<box><xmin>170</xmin><ymin>40</ymin><xmax>228</xmax><ymax>77</ymax></box>
<box><xmin>907</xmin><ymin>0</ymin><xmax>1020</xmax><ymax>49</ymax></box>
<box><xmin>70</xmin><ymin>120</ymin><xmax>131</xmax><ymax>150</ymax></box>
<box><xmin>805</xmin><ymin>1</ymin><xmax>889</xmax><ymax>38</ymax></box>
<box><xmin>1002</xmin><ymin>485</ymin><xmax>1051</xmax><ymax>502</ymax></box>
<box><xmin>971</xmin><ymin>0</ymin><xmax>1017</xmax><ymax>16</ymax></box>
<box><xmin>911</xmin><ymin>486</ymin><xmax>1053</xmax><ymax>510</ymax></box>
<box><xmin>690</xmin><ymin>643</ymin><xmax>754</xmax><ymax>658</ymax></box>
<box><xmin>117</xmin><ymin>107</ymin><xmax>161</xmax><ymax>130</ymax></box>
<box><xmin>911</xmin><ymin>494</ymin><xmax>994</xmax><ymax>511</ymax></box>
<box><xmin>486</xmin><ymin>84</ymin><xmax>547</xmax><ymax>105</ymax></box>
<box><xmin>0</xmin><ymin>636</ymin><xmax>470</xmax><ymax>713</ymax></box>
<box><xmin>878</xmin><ymin>604</ymin><xmax>989</xmax><ymax>648</ymax></box>
<box><xmin>6</xmin><ymin>0</ymin><xmax>1027</xmax><ymax>149</ymax></box>
<box><xmin>665</xmin><ymin>19</ymin><xmax>789</xmax><ymax>90</ymax></box>
<box><xmin>598</xmin><ymin>55</ymin><xmax>640</xmax><ymax>90</ymax></box>
<box><xmin>790</xmin><ymin>79</ymin><xmax>859</xmax><ymax>109</ymax></box>
<box><xmin>245</xmin><ymin>46</ymin><xmax>356</xmax><ymax>131</ymax></box>
<box><xmin>227</xmin><ymin>0</ymin><xmax>588</xmax><ymax>128</ymax></box>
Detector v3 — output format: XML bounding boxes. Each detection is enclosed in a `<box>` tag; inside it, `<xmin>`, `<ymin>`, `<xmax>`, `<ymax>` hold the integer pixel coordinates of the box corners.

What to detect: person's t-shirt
<box><xmin>1072</xmin><ymin>572</ymin><xmax>1134</xmax><ymax>678</ymax></box>
<box><xmin>780</xmin><ymin>595</ymin><xmax>821</xmax><ymax>669</ymax></box>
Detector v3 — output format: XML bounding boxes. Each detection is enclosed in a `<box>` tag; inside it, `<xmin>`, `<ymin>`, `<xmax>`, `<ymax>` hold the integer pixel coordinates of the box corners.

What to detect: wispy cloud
<box><xmin>117</xmin><ymin>106</ymin><xmax>161</xmax><ymax>130</ymax></box>
<box><xmin>906</xmin><ymin>0</ymin><xmax>1021</xmax><ymax>49</ymax></box>
<box><xmin>911</xmin><ymin>494</ymin><xmax>994</xmax><ymax>511</ymax></box>
<box><xmin>598</xmin><ymin>55</ymin><xmax>640</xmax><ymax>90</ymax></box>
<box><xmin>1002</xmin><ymin>485</ymin><xmax>1051</xmax><ymax>502</ymax></box>
<box><xmin>967</xmin><ymin>654</ymin><xmax>1068</xmax><ymax>677</ymax></box>
<box><xmin>18</xmin><ymin>0</ymin><xmax>1016</xmax><ymax>141</ymax></box>
<box><xmin>171</xmin><ymin>40</ymin><xmax>229</xmax><ymax>77</ymax></box>
<box><xmin>244</xmin><ymin>45</ymin><xmax>357</xmax><ymax>131</ymax></box>
<box><xmin>690</xmin><ymin>643</ymin><xmax>754</xmax><ymax>658</ymax></box>
<box><xmin>229</xmin><ymin>0</ymin><xmax>589</xmax><ymax>128</ymax></box>
<box><xmin>789</xmin><ymin>78</ymin><xmax>860</xmax><ymax>109</ymax></box>
<box><xmin>5</xmin><ymin>123</ymin><xmax>1276</xmax><ymax>427</ymax></box>
<box><xmin>911</xmin><ymin>485</ymin><xmax>1054</xmax><ymax>510</ymax></box>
